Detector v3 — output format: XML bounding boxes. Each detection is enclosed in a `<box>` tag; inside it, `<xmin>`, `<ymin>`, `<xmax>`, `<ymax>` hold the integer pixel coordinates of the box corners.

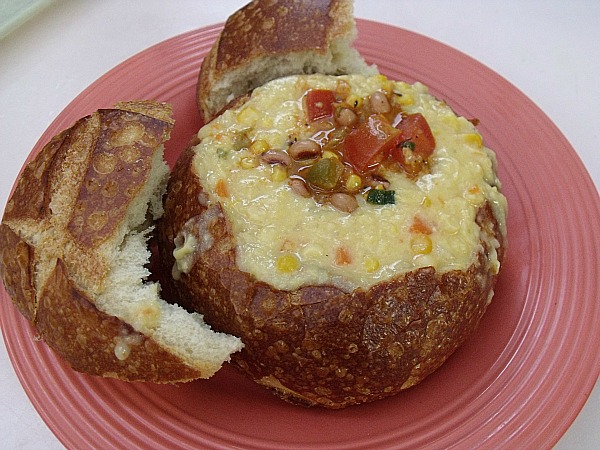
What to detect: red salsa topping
<box><xmin>258</xmin><ymin>82</ymin><xmax>437</xmax><ymax>212</ymax></box>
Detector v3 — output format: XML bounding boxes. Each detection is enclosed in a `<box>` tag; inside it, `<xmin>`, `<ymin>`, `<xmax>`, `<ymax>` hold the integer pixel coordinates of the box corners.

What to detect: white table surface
<box><xmin>0</xmin><ymin>1</ymin><xmax>598</xmax><ymax>448</ymax></box>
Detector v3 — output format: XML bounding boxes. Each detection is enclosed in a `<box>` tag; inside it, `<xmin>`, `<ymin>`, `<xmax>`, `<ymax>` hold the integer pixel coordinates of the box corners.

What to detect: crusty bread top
<box><xmin>216</xmin><ymin>0</ymin><xmax>354</xmax><ymax>64</ymax></box>
<box><xmin>0</xmin><ymin>101</ymin><xmax>242</xmax><ymax>382</ymax></box>
<box><xmin>197</xmin><ymin>0</ymin><xmax>377</xmax><ymax>122</ymax></box>
<box><xmin>3</xmin><ymin>101</ymin><xmax>174</xmax><ymax>294</ymax></box>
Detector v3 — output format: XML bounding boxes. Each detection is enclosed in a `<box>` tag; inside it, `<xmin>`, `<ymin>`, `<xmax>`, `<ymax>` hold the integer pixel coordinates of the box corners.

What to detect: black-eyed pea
<box><xmin>336</xmin><ymin>107</ymin><xmax>357</xmax><ymax>127</ymax></box>
<box><xmin>289</xmin><ymin>139</ymin><xmax>321</xmax><ymax>160</ymax></box>
<box><xmin>331</xmin><ymin>192</ymin><xmax>358</xmax><ymax>213</ymax></box>
<box><xmin>369</xmin><ymin>91</ymin><xmax>391</xmax><ymax>113</ymax></box>
<box><xmin>260</xmin><ymin>149</ymin><xmax>292</xmax><ymax>166</ymax></box>
<box><xmin>289</xmin><ymin>178</ymin><xmax>311</xmax><ymax>198</ymax></box>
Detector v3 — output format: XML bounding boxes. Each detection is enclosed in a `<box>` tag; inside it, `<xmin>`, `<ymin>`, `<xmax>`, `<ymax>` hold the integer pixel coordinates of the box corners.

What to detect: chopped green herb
<box><xmin>367</xmin><ymin>189</ymin><xmax>395</xmax><ymax>205</ymax></box>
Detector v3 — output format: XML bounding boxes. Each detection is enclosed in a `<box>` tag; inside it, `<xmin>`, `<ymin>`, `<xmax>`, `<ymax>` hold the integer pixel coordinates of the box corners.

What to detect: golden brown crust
<box><xmin>196</xmin><ymin>0</ymin><xmax>356</xmax><ymax>122</ymax></box>
<box><xmin>113</xmin><ymin>100</ymin><xmax>175</xmax><ymax>125</ymax></box>
<box><xmin>214</xmin><ymin>0</ymin><xmax>347</xmax><ymax>67</ymax></box>
<box><xmin>36</xmin><ymin>260</ymin><xmax>201</xmax><ymax>382</ymax></box>
<box><xmin>0</xmin><ymin>101</ymin><xmax>213</xmax><ymax>383</ymax></box>
<box><xmin>65</xmin><ymin>108</ymin><xmax>170</xmax><ymax>248</ymax></box>
<box><xmin>0</xmin><ymin>224</ymin><xmax>36</xmax><ymax>321</ymax></box>
<box><xmin>158</xmin><ymin>149</ymin><xmax>506</xmax><ymax>408</ymax></box>
<box><xmin>2</xmin><ymin>127</ymin><xmax>69</xmax><ymax>224</ymax></box>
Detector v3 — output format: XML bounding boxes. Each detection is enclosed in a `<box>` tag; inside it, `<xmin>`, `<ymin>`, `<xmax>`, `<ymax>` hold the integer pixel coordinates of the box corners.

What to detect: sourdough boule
<box><xmin>159</xmin><ymin>74</ymin><xmax>507</xmax><ymax>407</ymax></box>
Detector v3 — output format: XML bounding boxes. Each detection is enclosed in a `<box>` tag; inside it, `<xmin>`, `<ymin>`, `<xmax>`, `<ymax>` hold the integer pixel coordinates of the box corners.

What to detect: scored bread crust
<box><xmin>158</xmin><ymin>143</ymin><xmax>506</xmax><ymax>408</ymax></box>
<box><xmin>0</xmin><ymin>101</ymin><xmax>242</xmax><ymax>383</ymax></box>
<box><xmin>197</xmin><ymin>0</ymin><xmax>377</xmax><ymax>122</ymax></box>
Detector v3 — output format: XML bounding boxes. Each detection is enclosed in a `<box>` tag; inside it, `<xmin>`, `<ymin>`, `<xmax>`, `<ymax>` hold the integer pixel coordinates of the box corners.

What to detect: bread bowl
<box><xmin>0</xmin><ymin>101</ymin><xmax>242</xmax><ymax>383</ymax></box>
<box><xmin>197</xmin><ymin>0</ymin><xmax>377</xmax><ymax>122</ymax></box>
<box><xmin>159</xmin><ymin>74</ymin><xmax>508</xmax><ymax>408</ymax></box>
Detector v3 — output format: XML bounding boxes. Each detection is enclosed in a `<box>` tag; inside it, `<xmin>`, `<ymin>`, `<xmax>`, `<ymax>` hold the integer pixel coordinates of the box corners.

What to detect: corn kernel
<box><xmin>393</xmin><ymin>81</ymin><xmax>411</xmax><ymax>93</ymax></box>
<box><xmin>397</xmin><ymin>94</ymin><xmax>414</xmax><ymax>106</ymax></box>
<box><xmin>345</xmin><ymin>174</ymin><xmax>362</xmax><ymax>191</ymax></box>
<box><xmin>441</xmin><ymin>115</ymin><xmax>461</xmax><ymax>131</ymax></box>
<box><xmin>410</xmin><ymin>234</ymin><xmax>433</xmax><ymax>255</ymax></box>
<box><xmin>364</xmin><ymin>256</ymin><xmax>380</xmax><ymax>273</ymax></box>
<box><xmin>240</xmin><ymin>156</ymin><xmax>258</xmax><ymax>169</ymax></box>
<box><xmin>237</xmin><ymin>107</ymin><xmax>259</xmax><ymax>126</ymax></box>
<box><xmin>250</xmin><ymin>139</ymin><xmax>269</xmax><ymax>155</ymax></box>
<box><xmin>345</xmin><ymin>94</ymin><xmax>363</xmax><ymax>109</ymax></box>
<box><xmin>464</xmin><ymin>133</ymin><xmax>483</xmax><ymax>148</ymax></box>
<box><xmin>261</xmin><ymin>116</ymin><xmax>274</xmax><ymax>128</ymax></box>
<box><xmin>276</xmin><ymin>253</ymin><xmax>300</xmax><ymax>273</ymax></box>
<box><xmin>271</xmin><ymin>164</ymin><xmax>288</xmax><ymax>182</ymax></box>
<box><xmin>375</xmin><ymin>74</ymin><xmax>388</xmax><ymax>84</ymax></box>
<box><xmin>421</xmin><ymin>196</ymin><xmax>432</xmax><ymax>207</ymax></box>
<box><xmin>336</xmin><ymin>80</ymin><xmax>351</xmax><ymax>97</ymax></box>
<box><xmin>322</xmin><ymin>150</ymin><xmax>339</xmax><ymax>159</ymax></box>
<box><xmin>375</xmin><ymin>74</ymin><xmax>392</xmax><ymax>93</ymax></box>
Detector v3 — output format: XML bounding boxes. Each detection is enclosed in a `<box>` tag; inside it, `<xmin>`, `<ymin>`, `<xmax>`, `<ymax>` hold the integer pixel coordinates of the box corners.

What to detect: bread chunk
<box><xmin>0</xmin><ymin>101</ymin><xmax>243</xmax><ymax>383</ymax></box>
<box><xmin>197</xmin><ymin>0</ymin><xmax>377</xmax><ymax>122</ymax></box>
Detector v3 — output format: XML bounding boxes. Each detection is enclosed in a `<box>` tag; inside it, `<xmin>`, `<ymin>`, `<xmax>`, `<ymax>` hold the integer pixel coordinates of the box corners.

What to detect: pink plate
<box><xmin>2</xmin><ymin>20</ymin><xmax>600</xmax><ymax>449</ymax></box>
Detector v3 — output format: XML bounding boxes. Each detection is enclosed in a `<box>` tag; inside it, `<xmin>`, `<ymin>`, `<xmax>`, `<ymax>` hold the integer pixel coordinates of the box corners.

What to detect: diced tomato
<box><xmin>393</xmin><ymin>113</ymin><xmax>436</xmax><ymax>160</ymax></box>
<box><xmin>343</xmin><ymin>114</ymin><xmax>401</xmax><ymax>173</ymax></box>
<box><xmin>305</xmin><ymin>89</ymin><xmax>336</xmax><ymax>122</ymax></box>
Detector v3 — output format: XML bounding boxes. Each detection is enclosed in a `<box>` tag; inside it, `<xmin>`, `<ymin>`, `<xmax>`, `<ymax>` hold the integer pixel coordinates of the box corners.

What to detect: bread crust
<box><xmin>0</xmin><ymin>101</ymin><xmax>240</xmax><ymax>383</ymax></box>
<box><xmin>158</xmin><ymin>143</ymin><xmax>506</xmax><ymax>408</ymax></box>
<box><xmin>36</xmin><ymin>259</ymin><xmax>203</xmax><ymax>382</ymax></box>
<box><xmin>213</xmin><ymin>0</ymin><xmax>351</xmax><ymax>67</ymax></box>
<box><xmin>196</xmin><ymin>0</ymin><xmax>368</xmax><ymax>122</ymax></box>
<box><xmin>0</xmin><ymin>224</ymin><xmax>36</xmax><ymax>321</ymax></box>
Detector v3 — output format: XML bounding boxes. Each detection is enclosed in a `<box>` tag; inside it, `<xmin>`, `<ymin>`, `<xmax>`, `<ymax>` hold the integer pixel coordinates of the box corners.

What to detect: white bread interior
<box><xmin>91</xmin><ymin>145</ymin><xmax>242</xmax><ymax>376</ymax></box>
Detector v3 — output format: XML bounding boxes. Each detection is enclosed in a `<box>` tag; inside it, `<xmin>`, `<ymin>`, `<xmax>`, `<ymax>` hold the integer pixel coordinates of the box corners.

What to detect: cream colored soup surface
<box><xmin>188</xmin><ymin>74</ymin><xmax>507</xmax><ymax>292</ymax></box>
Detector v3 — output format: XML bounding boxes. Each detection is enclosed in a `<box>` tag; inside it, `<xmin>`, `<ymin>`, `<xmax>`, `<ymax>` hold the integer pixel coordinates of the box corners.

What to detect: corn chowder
<box><xmin>185</xmin><ymin>74</ymin><xmax>507</xmax><ymax>292</ymax></box>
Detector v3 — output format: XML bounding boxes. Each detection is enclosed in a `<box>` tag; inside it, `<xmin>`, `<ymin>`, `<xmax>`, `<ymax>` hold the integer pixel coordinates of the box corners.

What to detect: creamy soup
<box><xmin>184</xmin><ymin>74</ymin><xmax>507</xmax><ymax>292</ymax></box>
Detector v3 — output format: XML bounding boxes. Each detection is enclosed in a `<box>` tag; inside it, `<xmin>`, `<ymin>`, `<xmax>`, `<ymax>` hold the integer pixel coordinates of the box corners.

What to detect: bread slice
<box><xmin>0</xmin><ymin>101</ymin><xmax>243</xmax><ymax>383</ymax></box>
<box><xmin>196</xmin><ymin>0</ymin><xmax>377</xmax><ymax>122</ymax></box>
